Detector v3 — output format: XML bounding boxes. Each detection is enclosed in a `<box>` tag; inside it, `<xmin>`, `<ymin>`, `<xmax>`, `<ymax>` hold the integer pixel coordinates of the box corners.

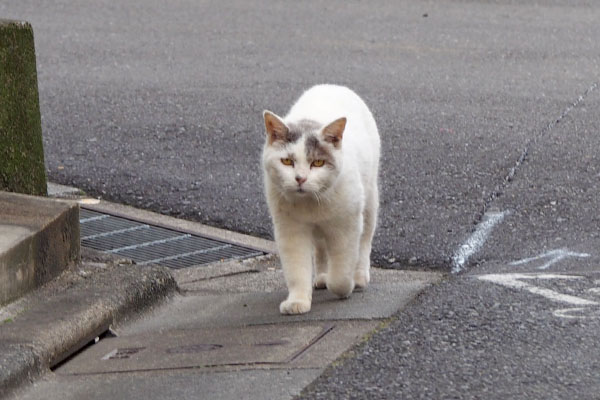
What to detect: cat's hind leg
<box><xmin>313</xmin><ymin>232</ymin><xmax>328</xmax><ymax>290</ymax></box>
<box><xmin>355</xmin><ymin>186</ymin><xmax>378</xmax><ymax>289</ymax></box>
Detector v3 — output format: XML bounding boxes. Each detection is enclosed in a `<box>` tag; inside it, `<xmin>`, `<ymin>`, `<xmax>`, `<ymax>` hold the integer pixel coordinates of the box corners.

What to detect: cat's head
<box><xmin>261</xmin><ymin>110</ymin><xmax>346</xmax><ymax>200</ymax></box>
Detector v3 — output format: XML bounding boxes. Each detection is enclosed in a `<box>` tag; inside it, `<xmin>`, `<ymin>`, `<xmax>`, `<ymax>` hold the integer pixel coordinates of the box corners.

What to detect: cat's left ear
<box><xmin>263</xmin><ymin>110</ymin><xmax>289</xmax><ymax>145</ymax></box>
<box><xmin>322</xmin><ymin>117</ymin><xmax>346</xmax><ymax>148</ymax></box>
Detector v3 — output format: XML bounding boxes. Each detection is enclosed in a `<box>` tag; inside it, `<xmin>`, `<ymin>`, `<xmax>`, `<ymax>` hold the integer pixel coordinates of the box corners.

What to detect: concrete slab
<box><xmin>0</xmin><ymin>191</ymin><xmax>80</xmax><ymax>305</ymax></box>
<box><xmin>121</xmin><ymin>269</ymin><xmax>443</xmax><ymax>334</ymax></box>
<box><xmin>18</xmin><ymin>321</ymin><xmax>380</xmax><ymax>400</ymax></box>
<box><xmin>57</xmin><ymin>323</ymin><xmax>329</xmax><ymax>375</ymax></box>
<box><xmin>181</xmin><ymin>266</ymin><xmax>441</xmax><ymax>294</ymax></box>
<box><xmin>58</xmin><ymin>320</ymin><xmax>379</xmax><ymax>375</ymax></box>
<box><xmin>16</xmin><ymin>368</ymin><xmax>322</xmax><ymax>400</ymax></box>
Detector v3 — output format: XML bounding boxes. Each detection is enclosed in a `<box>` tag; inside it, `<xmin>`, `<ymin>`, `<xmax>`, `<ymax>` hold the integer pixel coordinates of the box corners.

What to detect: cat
<box><xmin>261</xmin><ymin>84</ymin><xmax>380</xmax><ymax>314</ymax></box>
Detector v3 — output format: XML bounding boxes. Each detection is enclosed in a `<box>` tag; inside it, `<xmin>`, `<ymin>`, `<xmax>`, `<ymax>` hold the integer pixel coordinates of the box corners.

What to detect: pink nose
<box><xmin>295</xmin><ymin>176</ymin><xmax>307</xmax><ymax>185</ymax></box>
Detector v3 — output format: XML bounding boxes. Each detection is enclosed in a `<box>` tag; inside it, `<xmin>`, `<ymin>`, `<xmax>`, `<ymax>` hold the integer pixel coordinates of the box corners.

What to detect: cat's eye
<box><xmin>311</xmin><ymin>160</ymin><xmax>325</xmax><ymax>168</ymax></box>
<box><xmin>281</xmin><ymin>158</ymin><xmax>294</xmax><ymax>166</ymax></box>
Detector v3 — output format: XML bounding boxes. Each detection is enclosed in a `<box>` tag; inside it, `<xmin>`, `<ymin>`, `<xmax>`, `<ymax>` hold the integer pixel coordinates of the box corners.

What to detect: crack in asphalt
<box><xmin>459</xmin><ymin>82</ymin><xmax>599</xmax><ymax>270</ymax></box>
<box><xmin>476</xmin><ymin>81</ymin><xmax>599</xmax><ymax>223</ymax></box>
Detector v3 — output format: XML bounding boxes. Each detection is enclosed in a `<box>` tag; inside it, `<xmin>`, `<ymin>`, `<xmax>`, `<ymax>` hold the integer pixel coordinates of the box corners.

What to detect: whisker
<box><xmin>314</xmin><ymin>192</ymin><xmax>321</xmax><ymax>206</ymax></box>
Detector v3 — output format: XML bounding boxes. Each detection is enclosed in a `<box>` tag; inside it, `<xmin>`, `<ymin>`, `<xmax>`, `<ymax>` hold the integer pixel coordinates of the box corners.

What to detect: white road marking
<box><xmin>554</xmin><ymin>308</ymin><xmax>586</xmax><ymax>319</ymax></box>
<box><xmin>477</xmin><ymin>273</ymin><xmax>599</xmax><ymax>306</ymax></box>
<box><xmin>452</xmin><ymin>211</ymin><xmax>508</xmax><ymax>273</ymax></box>
<box><xmin>509</xmin><ymin>249</ymin><xmax>590</xmax><ymax>270</ymax></box>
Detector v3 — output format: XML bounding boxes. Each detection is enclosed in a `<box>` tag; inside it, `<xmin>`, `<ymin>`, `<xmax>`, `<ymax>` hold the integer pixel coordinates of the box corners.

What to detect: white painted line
<box><xmin>478</xmin><ymin>273</ymin><xmax>599</xmax><ymax>306</ymax></box>
<box><xmin>553</xmin><ymin>307</ymin><xmax>600</xmax><ymax>319</ymax></box>
<box><xmin>451</xmin><ymin>211</ymin><xmax>508</xmax><ymax>273</ymax></box>
<box><xmin>509</xmin><ymin>248</ymin><xmax>590</xmax><ymax>270</ymax></box>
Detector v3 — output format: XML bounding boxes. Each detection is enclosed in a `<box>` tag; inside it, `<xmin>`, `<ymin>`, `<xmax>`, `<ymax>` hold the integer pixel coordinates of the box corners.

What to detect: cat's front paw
<box><xmin>279</xmin><ymin>298</ymin><xmax>311</xmax><ymax>315</ymax></box>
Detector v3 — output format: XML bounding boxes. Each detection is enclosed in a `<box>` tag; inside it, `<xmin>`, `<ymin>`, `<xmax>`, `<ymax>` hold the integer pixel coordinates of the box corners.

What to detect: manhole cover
<box><xmin>56</xmin><ymin>324</ymin><xmax>334</xmax><ymax>374</ymax></box>
<box><xmin>79</xmin><ymin>208</ymin><xmax>266</xmax><ymax>269</ymax></box>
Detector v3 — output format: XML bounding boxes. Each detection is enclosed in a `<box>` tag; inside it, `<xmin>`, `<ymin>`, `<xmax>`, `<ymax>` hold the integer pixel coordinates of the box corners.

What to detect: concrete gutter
<box><xmin>0</xmin><ymin>248</ymin><xmax>177</xmax><ymax>398</ymax></box>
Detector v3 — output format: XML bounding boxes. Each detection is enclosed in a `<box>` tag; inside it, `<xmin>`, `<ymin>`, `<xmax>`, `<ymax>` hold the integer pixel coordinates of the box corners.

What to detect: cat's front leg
<box><xmin>275</xmin><ymin>222</ymin><xmax>314</xmax><ymax>315</ymax></box>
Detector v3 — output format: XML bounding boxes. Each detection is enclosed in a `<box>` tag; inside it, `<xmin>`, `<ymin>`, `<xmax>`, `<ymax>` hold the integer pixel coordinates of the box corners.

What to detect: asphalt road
<box><xmin>2</xmin><ymin>0</ymin><xmax>600</xmax><ymax>398</ymax></box>
<box><xmin>4</xmin><ymin>0</ymin><xmax>597</xmax><ymax>269</ymax></box>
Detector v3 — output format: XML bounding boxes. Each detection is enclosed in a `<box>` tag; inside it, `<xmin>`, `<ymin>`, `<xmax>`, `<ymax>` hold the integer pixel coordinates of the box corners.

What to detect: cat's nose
<box><xmin>295</xmin><ymin>176</ymin><xmax>307</xmax><ymax>185</ymax></box>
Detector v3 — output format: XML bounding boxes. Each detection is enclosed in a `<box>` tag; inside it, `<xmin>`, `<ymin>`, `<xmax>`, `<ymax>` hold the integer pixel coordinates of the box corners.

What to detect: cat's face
<box><xmin>262</xmin><ymin>111</ymin><xmax>346</xmax><ymax>200</ymax></box>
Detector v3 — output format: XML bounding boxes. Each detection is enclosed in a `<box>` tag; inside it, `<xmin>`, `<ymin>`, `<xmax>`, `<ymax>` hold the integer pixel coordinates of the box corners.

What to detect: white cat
<box><xmin>261</xmin><ymin>84</ymin><xmax>380</xmax><ymax>315</ymax></box>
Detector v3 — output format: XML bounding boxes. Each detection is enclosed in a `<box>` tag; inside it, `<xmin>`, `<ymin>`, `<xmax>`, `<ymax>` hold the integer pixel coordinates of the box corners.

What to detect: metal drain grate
<box><xmin>79</xmin><ymin>208</ymin><xmax>266</xmax><ymax>269</ymax></box>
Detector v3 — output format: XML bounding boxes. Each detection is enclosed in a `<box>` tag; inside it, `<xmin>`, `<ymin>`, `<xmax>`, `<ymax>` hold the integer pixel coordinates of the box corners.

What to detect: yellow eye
<box><xmin>281</xmin><ymin>158</ymin><xmax>294</xmax><ymax>166</ymax></box>
<box><xmin>312</xmin><ymin>160</ymin><xmax>325</xmax><ymax>168</ymax></box>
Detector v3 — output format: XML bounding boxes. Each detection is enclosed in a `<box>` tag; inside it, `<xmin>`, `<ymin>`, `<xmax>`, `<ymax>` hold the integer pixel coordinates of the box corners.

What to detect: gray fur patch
<box><xmin>305</xmin><ymin>134</ymin><xmax>333</xmax><ymax>161</ymax></box>
<box><xmin>284</xmin><ymin>129</ymin><xmax>301</xmax><ymax>143</ymax></box>
<box><xmin>286</xmin><ymin>119</ymin><xmax>321</xmax><ymax>143</ymax></box>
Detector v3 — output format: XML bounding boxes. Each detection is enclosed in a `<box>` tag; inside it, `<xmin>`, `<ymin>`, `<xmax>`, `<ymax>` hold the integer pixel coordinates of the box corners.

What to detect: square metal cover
<box><xmin>56</xmin><ymin>324</ymin><xmax>333</xmax><ymax>375</ymax></box>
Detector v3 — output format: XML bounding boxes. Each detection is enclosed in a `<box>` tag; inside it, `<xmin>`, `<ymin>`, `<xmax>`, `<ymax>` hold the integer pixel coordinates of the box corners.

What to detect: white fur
<box><xmin>262</xmin><ymin>84</ymin><xmax>380</xmax><ymax>315</ymax></box>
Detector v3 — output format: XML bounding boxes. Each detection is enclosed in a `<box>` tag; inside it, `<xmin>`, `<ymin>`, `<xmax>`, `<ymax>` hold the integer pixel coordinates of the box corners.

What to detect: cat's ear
<box><xmin>322</xmin><ymin>117</ymin><xmax>346</xmax><ymax>147</ymax></box>
<box><xmin>263</xmin><ymin>110</ymin><xmax>289</xmax><ymax>145</ymax></box>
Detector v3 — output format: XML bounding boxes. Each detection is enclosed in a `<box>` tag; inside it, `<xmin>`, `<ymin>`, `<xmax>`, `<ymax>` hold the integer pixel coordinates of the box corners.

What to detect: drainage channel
<box><xmin>79</xmin><ymin>208</ymin><xmax>266</xmax><ymax>269</ymax></box>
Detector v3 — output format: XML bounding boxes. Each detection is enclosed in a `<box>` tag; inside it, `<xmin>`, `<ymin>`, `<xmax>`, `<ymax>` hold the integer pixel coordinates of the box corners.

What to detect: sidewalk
<box><xmin>2</xmin><ymin>185</ymin><xmax>443</xmax><ymax>399</ymax></box>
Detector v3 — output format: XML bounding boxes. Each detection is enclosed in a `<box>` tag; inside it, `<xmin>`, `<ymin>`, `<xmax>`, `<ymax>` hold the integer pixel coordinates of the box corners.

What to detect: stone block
<box><xmin>0</xmin><ymin>20</ymin><xmax>47</xmax><ymax>196</ymax></box>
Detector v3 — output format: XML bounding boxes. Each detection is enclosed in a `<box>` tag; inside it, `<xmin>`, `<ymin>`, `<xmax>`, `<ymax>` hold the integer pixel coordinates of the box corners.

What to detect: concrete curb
<box><xmin>0</xmin><ymin>191</ymin><xmax>80</xmax><ymax>305</ymax></box>
<box><xmin>0</xmin><ymin>249</ymin><xmax>177</xmax><ymax>399</ymax></box>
